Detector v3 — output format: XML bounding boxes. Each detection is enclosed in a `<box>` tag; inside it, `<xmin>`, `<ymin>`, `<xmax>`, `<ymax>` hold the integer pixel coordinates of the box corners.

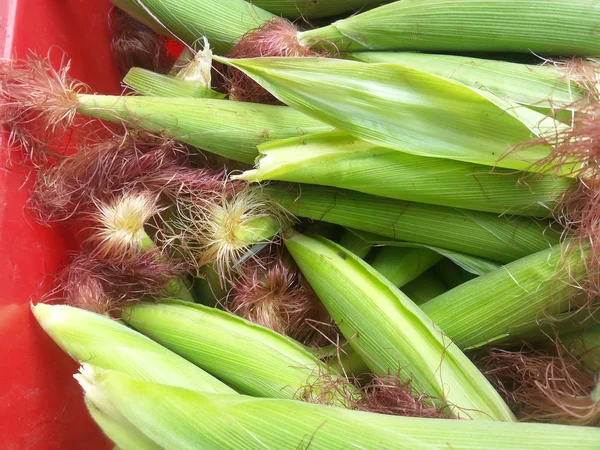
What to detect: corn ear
<box><xmin>31</xmin><ymin>303</ymin><xmax>234</xmax><ymax>394</ymax></box>
<box><xmin>264</xmin><ymin>184</ymin><xmax>559</xmax><ymax>263</ymax></box>
<box><xmin>239</xmin><ymin>132</ymin><xmax>570</xmax><ymax>217</ymax></box>
<box><xmin>75</xmin><ymin>95</ymin><xmax>332</xmax><ymax>164</ymax></box>
<box><xmin>85</xmin><ymin>397</ymin><xmax>162</xmax><ymax>450</ymax></box>
<box><xmin>121</xmin><ymin>300</ymin><xmax>356</xmax><ymax>404</ymax></box>
<box><xmin>350</xmin><ymin>52</ymin><xmax>583</xmax><ymax>113</ymax></box>
<box><xmin>421</xmin><ymin>244</ymin><xmax>585</xmax><ymax>349</ymax></box>
<box><xmin>402</xmin><ymin>271</ymin><xmax>448</xmax><ymax>305</ymax></box>
<box><xmin>370</xmin><ymin>247</ymin><xmax>442</xmax><ymax>288</ymax></box>
<box><xmin>124</xmin><ymin>68</ymin><xmax>225</xmax><ymax>99</ymax></box>
<box><xmin>299</xmin><ymin>0</ymin><xmax>600</xmax><ymax>56</ymax></box>
<box><xmin>110</xmin><ymin>0</ymin><xmax>275</xmax><ymax>53</ymax></box>
<box><xmin>83</xmin><ymin>367</ymin><xmax>600</xmax><ymax>450</ymax></box>
<box><xmin>216</xmin><ymin>56</ymin><xmax>571</xmax><ymax>175</ymax></box>
<box><xmin>285</xmin><ymin>231</ymin><xmax>515</xmax><ymax>421</ymax></box>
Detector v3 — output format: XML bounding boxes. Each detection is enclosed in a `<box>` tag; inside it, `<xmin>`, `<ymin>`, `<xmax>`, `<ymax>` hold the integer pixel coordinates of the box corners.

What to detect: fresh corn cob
<box><xmin>31</xmin><ymin>303</ymin><xmax>234</xmax><ymax>394</ymax></box>
<box><xmin>217</xmin><ymin>56</ymin><xmax>570</xmax><ymax>174</ymax></box>
<box><xmin>238</xmin><ymin>132</ymin><xmax>571</xmax><ymax>217</ymax></box>
<box><xmin>110</xmin><ymin>0</ymin><xmax>275</xmax><ymax>53</ymax></box>
<box><xmin>264</xmin><ymin>184</ymin><xmax>559</xmax><ymax>263</ymax></box>
<box><xmin>0</xmin><ymin>56</ymin><xmax>333</xmax><ymax>164</ymax></box>
<box><xmin>78</xmin><ymin>367</ymin><xmax>600</xmax><ymax>450</ymax></box>
<box><xmin>421</xmin><ymin>244</ymin><xmax>586</xmax><ymax>349</ymax></box>
<box><xmin>121</xmin><ymin>300</ymin><xmax>357</xmax><ymax>404</ymax></box>
<box><xmin>76</xmin><ymin>95</ymin><xmax>332</xmax><ymax>164</ymax></box>
<box><xmin>285</xmin><ymin>231</ymin><xmax>515</xmax><ymax>421</ymax></box>
<box><xmin>298</xmin><ymin>0</ymin><xmax>600</xmax><ymax>56</ymax></box>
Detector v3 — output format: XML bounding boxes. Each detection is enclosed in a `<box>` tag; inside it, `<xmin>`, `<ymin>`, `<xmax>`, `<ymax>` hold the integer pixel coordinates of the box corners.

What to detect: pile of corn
<box><xmin>2</xmin><ymin>0</ymin><xmax>600</xmax><ymax>448</ymax></box>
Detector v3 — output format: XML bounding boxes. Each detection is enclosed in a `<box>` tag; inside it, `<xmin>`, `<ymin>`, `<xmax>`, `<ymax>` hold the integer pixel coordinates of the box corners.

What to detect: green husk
<box><xmin>337</xmin><ymin>229</ymin><xmax>372</xmax><ymax>259</ymax></box>
<box><xmin>370</xmin><ymin>247</ymin><xmax>442</xmax><ymax>288</ymax></box>
<box><xmin>217</xmin><ymin>56</ymin><xmax>571</xmax><ymax>175</ymax></box>
<box><xmin>298</xmin><ymin>0</ymin><xmax>600</xmax><ymax>56</ymax></box>
<box><xmin>138</xmin><ymin>229</ymin><xmax>195</xmax><ymax>304</ymax></box>
<box><xmin>346</xmin><ymin>230</ymin><xmax>501</xmax><ymax>276</ymax></box>
<box><xmin>193</xmin><ymin>264</ymin><xmax>227</xmax><ymax>308</ymax></box>
<box><xmin>250</xmin><ymin>0</ymin><xmax>391</xmax><ymax>19</ymax></box>
<box><xmin>110</xmin><ymin>0</ymin><xmax>275</xmax><ymax>54</ymax></box>
<box><xmin>238</xmin><ymin>132</ymin><xmax>571</xmax><ymax>217</ymax></box>
<box><xmin>562</xmin><ymin>325</ymin><xmax>600</xmax><ymax>373</ymax></box>
<box><xmin>85</xmin><ymin>398</ymin><xmax>162</xmax><ymax>450</ymax></box>
<box><xmin>326</xmin><ymin>345</ymin><xmax>370</xmax><ymax>379</ymax></box>
<box><xmin>121</xmin><ymin>300</ymin><xmax>356</xmax><ymax>404</ymax></box>
<box><xmin>402</xmin><ymin>271</ymin><xmax>448</xmax><ymax>305</ymax></box>
<box><xmin>31</xmin><ymin>303</ymin><xmax>234</xmax><ymax>394</ymax></box>
<box><xmin>124</xmin><ymin>68</ymin><xmax>224</xmax><ymax>99</ymax></box>
<box><xmin>350</xmin><ymin>52</ymin><xmax>583</xmax><ymax>113</ymax></box>
<box><xmin>82</xmin><ymin>368</ymin><xmax>600</xmax><ymax>450</ymax></box>
<box><xmin>75</xmin><ymin>95</ymin><xmax>332</xmax><ymax>164</ymax></box>
<box><xmin>434</xmin><ymin>259</ymin><xmax>478</xmax><ymax>289</ymax></box>
<box><xmin>285</xmin><ymin>232</ymin><xmax>515</xmax><ymax>421</ymax></box>
<box><xmin>351</xmin><ymin>233</ymin><xmax>501</xmax><ymax>276</ymax></box>
<box><xmin>264</xmin><ymin>184</ymin><xmax>559</xmax><ymax>264</ymax></box>
<box><xmin>421</xmin><ymin>244</ymin><xmax>586</xmax><ymax>349</ymax></box>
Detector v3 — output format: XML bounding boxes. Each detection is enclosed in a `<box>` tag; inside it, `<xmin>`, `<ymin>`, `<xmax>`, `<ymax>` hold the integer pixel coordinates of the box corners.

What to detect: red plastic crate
<box><xmin>0</xmin><ymin>1</ymin><xmax>121</xmax><ymax>448</ymax></box>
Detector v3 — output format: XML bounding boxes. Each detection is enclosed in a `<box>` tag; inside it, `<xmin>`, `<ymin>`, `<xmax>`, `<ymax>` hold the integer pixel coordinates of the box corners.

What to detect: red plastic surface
<box><xmin>0</xmin><ymin>1</ymin><xmax>121</xmax><ymax>448</ymax></box>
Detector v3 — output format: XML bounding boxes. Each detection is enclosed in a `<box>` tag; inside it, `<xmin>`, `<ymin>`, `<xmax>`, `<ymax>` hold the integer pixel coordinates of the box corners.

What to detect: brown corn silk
<box><xmin>483</xmin><ymin>345</ymin><xmax>599</xmax><ymax>426</ymax></box>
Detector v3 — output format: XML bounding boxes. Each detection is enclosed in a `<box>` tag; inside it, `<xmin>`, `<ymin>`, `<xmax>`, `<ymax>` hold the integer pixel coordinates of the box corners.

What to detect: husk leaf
<box><xmin>88</xmin><ymin>369</ymin><xmax>600</xmax><ymax>449</ymax></box>
<box><xmin>285</xmin><ymin>232</ymin><xmax>515</xmax><ymax>421</ymax></box>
